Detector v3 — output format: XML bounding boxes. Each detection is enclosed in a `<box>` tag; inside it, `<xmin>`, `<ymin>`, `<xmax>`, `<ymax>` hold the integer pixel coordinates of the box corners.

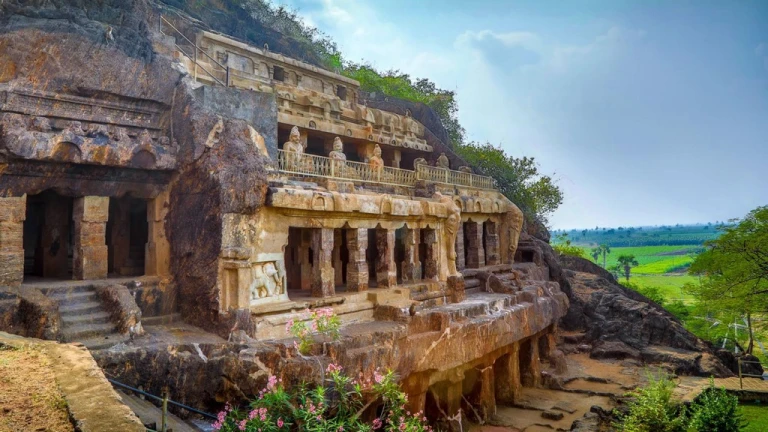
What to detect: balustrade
<box><xmin>276</xmin><ymin>149</ymin><xmax>495</xmax><ymax>190</ymax></box>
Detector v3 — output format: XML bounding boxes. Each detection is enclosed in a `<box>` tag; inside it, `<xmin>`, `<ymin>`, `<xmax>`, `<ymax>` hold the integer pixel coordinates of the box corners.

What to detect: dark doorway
<box><xmin>23</xmin><ymin>191</ymin><xmax>74</xmax><ymax>280</ymax></box>
<box><xmin>106</xmin><ymin>197</ymin><xmax>147</xmax><ymax>277</ymax></box>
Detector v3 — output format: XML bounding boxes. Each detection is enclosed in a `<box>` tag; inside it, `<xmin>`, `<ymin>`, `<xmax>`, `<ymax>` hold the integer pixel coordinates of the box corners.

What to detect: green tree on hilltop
<box><xmin>617</xmin><ymin>254</ymin><xmax>639</xmax><ymax>282</ymax></box>
<box><xmin>686</xmin><ymin>206</ymin><xmax>768</xmax><ymax>355</ymax></box>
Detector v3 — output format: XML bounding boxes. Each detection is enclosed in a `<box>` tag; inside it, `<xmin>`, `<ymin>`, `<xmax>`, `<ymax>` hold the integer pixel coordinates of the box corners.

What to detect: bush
<box><xmin>665</xmin><ymin>300</ymin><xmax>691</xmax><ymax>321</ymax></box>
<box><xmin>687</xmin><ymin>379</ymin><xmax>745</xmax><ymax>432</ymax></box>
<box><xmin>552</xmin><ymin>234</ymin><xmax>585</xmax><ymax>258</ymax></box>
<box><xmin>213</xmin><ymin>365</ymin><xmax>433</xmax><ymax>431</ymax></box>
<box><xmin>614</xmin><ymin>373</ymin><xmax>686</xmax><ymax>432</ymax></box>
<box><xmin>286</xmin><ymin>308</ymin><xmax>341</xmax><ymax>355</ymax></box>
<box><xmin>615</xmin><ymin>374</ymin><xmax>747</xmax><ymax>432</ymax></box>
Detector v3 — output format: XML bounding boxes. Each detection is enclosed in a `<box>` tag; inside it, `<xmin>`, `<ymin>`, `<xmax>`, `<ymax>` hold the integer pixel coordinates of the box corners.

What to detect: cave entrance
<box><xmin>23</xmin><ymin>190</ymin><xmax>74</xmax><ymax>281</ymax></box>
<box><xmin>106</xmin><ymin>196</ymin><xmax>147</xmax><ymax>277</ymax></box>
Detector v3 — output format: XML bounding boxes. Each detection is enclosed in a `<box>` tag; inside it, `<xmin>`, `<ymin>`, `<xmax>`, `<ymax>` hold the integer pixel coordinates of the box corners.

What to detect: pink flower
<box><xmin>277</xmin><ymin>418</ymin><xmax>284</xmax><ymax>428</ymax></box>
<box><xmin>238</xmin><ymin>419</ymin><xmax>247</xmax><ymax>431</ymax></box>
<box><xmin>212</xmin><ymin>421</ymin><xmax>223</xmax><ymax>431</ymax></box>
<box><xmin>372</xmin><ymin>418</ymin><xmax>382</xmax><ymax>429</ymax></box>
<box><xmin>285</xmin><ymin>319</ymin><xmax>294</xmax><ymax>333</ymax></box>
<box><xmin>267</xmin><ymin>375</ymin><xmax>278</xmax><ymax>390</ymax></box>
<box><xmin>326</xmin><ymin>363</ymin><xmax>343</xmax><ymax>373</ymax></box>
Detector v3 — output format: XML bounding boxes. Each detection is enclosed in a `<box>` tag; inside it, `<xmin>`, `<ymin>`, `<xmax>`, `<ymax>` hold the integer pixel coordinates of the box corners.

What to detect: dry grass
<box><xmin>0</xmin><ymin>343</ymin><xmax>73</xmax><ymax>432</ymax></box>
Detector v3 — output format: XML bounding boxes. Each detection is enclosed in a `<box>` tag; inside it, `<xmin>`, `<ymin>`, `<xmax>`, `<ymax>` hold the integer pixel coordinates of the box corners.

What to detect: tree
<box><xmin>596</xmin><ymin>244</ymin><xmax>611</xmax><ymax>268</ymax></box>
<box><xmin>686</xmin><ymin>206</ymin><xmax>768</xmax><ymax>355</ymax></box>
<box><xmin>454</xmin><ymin>142</ymin><xmax>563</xmax><ymax>225</ymax></box>
<box><xmin>553</xmin><ymin>234</ymin><xmax>585</xmax><ymax>258</ymax></box>
<box><xmin>582</xmin><ymin>229</ymin><xmax>587</xmax><ymax>239</ymax></box>
<box><xmin>617</xmin><ymin>254</ymin><xmax>639</xmax><ymax>282</ymax></box>
<box><xmin>590</xmin><ymin>247</ymin><xmax>601</xmax><ymax>263</ymax></box>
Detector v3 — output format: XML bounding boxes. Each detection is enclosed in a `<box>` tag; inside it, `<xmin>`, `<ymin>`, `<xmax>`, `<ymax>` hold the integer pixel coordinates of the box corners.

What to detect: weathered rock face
<box><xmin>559</xmin><ymin>255</ymin><xmax>732</xmax><ymax>377</ymax></box>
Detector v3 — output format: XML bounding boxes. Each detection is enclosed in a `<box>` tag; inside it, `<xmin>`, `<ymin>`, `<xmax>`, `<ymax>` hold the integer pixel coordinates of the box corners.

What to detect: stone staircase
<box><xmin>39</xmin><ymin>284</ymin><xmax>129</xmax><ymax>350</ymax></box>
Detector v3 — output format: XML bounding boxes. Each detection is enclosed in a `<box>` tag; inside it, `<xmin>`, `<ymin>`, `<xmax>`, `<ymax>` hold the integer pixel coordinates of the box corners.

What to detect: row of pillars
<box><xmin>0</xmin><ymin>194</ymin><xmax>169</xmax><ymax>287</ymax></box>
<box><xmin>291</xmin><ymin>226</ymin><xmax>438</xmax><ymax>298</ymax></box>
<box><xmin>404</xmin><ymin>331</ymin><xmax>557</xmax><ymax>429</ymax></box>
<box><xmin>455</xmin><ymin>220</ymin><xmax>500</xmax><ymax>271</ymax></box>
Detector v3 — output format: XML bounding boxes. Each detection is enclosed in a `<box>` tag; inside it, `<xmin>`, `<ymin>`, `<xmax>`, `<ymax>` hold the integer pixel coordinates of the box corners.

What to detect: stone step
<box><xmin>59</xmin><ymin>301</ymin><xmax>103</xmax><ymax>315</ymax></box>
<box><xmin>39</xmin><ymin>284</ymin><xmax>95</xmax><ymax>295</ymax></box>
<box><xmin>465</xmin><ymin>287</ymin><xmax>482</xmax><ymax>295</ymax></box>
<box><xmin>50</xmin><ymin>290</ymin><xmax>98</xmax><ymax>306</ymax></box>
<box><xmin>141</xmin><ymin>313</ymin><xmax>182</xmax><ymax>326</ymax></box>
<box><xmin>61</xmin><ymin>322</ymin><xmax>117</xmax><ymax>342</ymax></box>
<box><xmin>79</xmin><ymin>333</ymin><xmax>131</xmax><ymax>351</ymax></box>
<box><xmin>61</xmin><ymin>311</ymin><xmax>112</xmax><ymax>326</ymax></box>
<box><xmin>464</xmin><ymin>278</ymin><xmax>480</xmax><ymax>289</ymax></box>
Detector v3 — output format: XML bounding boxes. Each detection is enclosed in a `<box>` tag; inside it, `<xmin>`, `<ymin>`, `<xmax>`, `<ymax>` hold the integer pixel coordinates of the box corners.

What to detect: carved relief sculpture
<box><xmin>328</xmin><ymin>136</ymin><xmax>346</xmax><ymax>161</ymax></box>
<box><xmin>436</xmin><ymin>152</ymin><xmax>450</xmax><ymax>169</ymax></box>
<box><xmin>435</xmin><ymin>192</ymin><xmax>462</xmax><ymax>276</ymax></box>
<box><xmin>250</xmin><ymin>262</ymin><xmax>285</xmax><ymax>303</ymax></box>
<box><xmin>413</xmin><ymin>157</ymin><xmax>428</xmax><ymax>170</ymax></box>
<box><xmin>283</xmin><ymin>125</ymin><xmax>304</xmax><ymax>170</ymax></box>
<box><xmin>369</xmin><ymin>143</ymin><xmax>384</xmax><ymax>170</ymax></box>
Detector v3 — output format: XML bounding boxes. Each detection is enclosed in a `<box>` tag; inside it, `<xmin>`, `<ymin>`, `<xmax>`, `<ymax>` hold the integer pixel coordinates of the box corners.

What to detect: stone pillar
<box><xmin>401</xmin><ymin>227</ymin><xmax>421</xmax><ymax>281</ymax></box>
<box><xmin>300</xmin><ymin>230</ymin><xmax>312</xmax><ymax>291</ymax></box>
<box><xmin>521</xmin><ymin>337</ymin><xmax>542</xmax><ymax>388</ymax></box>
<box><xmin>393</xmin><ymin>149</ymin><xmax>402</xmax><ymax>168</ymax></box>
<box><xmin>473</xmin><ymin>366</ymin><xmax>497</xmax><ymax>421</ymax></box>
<box><xmin>346</xmin><ymin>228</ymin><xmax>368</xmax><ymax>292</ymax></box>
<box><xmin>311</xmin><ymin>228</ymin><xmax>334</xmax><ymax>297</ymax></box>
<box><xmin>423</xmin><ymin>228</ymin><xmax>438</xmax><ymax>280</ymax></box>
<box><xmin>484</xmin><ymin>221</ymin><xmax>499</xmax><ymax>266</ymax></box>
<box><xmin>146</xmin><ymin>191</ymin><xmax>171</xmax><ymax>277</ymax></box>
<box><xmin>465</xmin><ymin>222</ymin><xmax>485</xmax><ymax>269</ymax></box>
<box><xmin>375</xmin><ymin>228</ymin><xmax>397</xmax><ymax>287</ymax></box>
<box><xmin>494</xmin><ymin>343</ymin><xmax>522</xmax><ymax>404</ymax></box>
<box><xmin>109</xmin><ymin>198</ymin><xmax>130</xmax><ymax>274</ymax></box>
<box><xmin>333</xmin><ymin>229</ymin><xmax>344</xmax><ymax>287</ymax></box>
<box><xmin>73</xmin><ymin>196</ymin><xmax>109</xmax><ymax>280</ymax></box>
<box><xmin>42</xmin><ymin>194</ymin><xmax>71</xmax><ymax>278</ymax></box>
<box><xmin>445</xmin><ymin>379</ymin><xmax>464</xmax><ymax>429</ymax></box>
<box><xmin>0</xmin><ymin>195</ymin><xmax>26</xmax><ymax>287</ymax></box>
<box><xmin>455</xmin><ymin>222</ymin><xmax>465</xmax><ymax>271</ymax></box>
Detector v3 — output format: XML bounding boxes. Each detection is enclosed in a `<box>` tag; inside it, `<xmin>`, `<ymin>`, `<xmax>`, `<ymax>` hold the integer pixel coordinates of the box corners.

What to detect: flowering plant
<box><xmin>213</xmin><ymin>366</ymin><xmax>432</xmax><ymax>431</ymax></box>
<box><xmin>286</xmin><ymin>308</ymin><xmax>341</xmax><ymax>355</ymax></box>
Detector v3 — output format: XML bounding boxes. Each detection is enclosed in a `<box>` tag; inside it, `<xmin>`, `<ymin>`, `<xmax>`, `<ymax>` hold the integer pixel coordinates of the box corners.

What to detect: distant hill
<box><xmin>553</xmin><ymin>224</ymin><xmax>724</xmax><ymax>248</ymax></box>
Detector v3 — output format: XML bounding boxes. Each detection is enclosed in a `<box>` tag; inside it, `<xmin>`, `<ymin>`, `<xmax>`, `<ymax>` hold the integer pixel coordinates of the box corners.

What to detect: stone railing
<box><xmin>416</xmin><ymin>164</ymin><xmax>495</xmax><ymax>190</ymax></box>
<box><xmin>276</xmin><ymin>150</ymin><xmax>495</xmax><ymax>190</ymax></box>
<box><xmin>277</xmin><ymin>150</ymin><xmax>417</xmax><ymax>186</ymax></box>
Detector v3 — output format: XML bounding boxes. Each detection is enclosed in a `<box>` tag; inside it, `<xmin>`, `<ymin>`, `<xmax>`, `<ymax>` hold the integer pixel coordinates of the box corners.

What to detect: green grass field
<box><xmin>577</xmin><ymin>245</ymin><xmax>699</xmax><ymax>275</ymax></box>
<box><xmin>740</xmin><ymin>404</ymin><xmax>768</xmax><ymax>432</ymax></box>
<box><xmin>630</xmin><ymin>274</ymin><xmax>698</xmax><ymax>303</ymax></box>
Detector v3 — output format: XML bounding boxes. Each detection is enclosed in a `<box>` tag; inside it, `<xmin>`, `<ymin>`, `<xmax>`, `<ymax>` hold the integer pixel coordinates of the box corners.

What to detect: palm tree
<box><xmin>590</xmin><ymin>247</ymin><xmax>600</xmax><ymax>263</ymax></box>
<box><xmin>617</xmin><ymin>254</ymin><xmax>639</xmax><ymax>282</ymax></box>
<box><xmin>598</xmin><ymin>244</ymin><xmax>611</xmax><ymax>268</ymax></box>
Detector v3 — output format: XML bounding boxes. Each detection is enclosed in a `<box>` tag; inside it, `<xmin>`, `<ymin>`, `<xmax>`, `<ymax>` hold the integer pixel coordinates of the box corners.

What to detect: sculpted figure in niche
<box><xmin>504</xmin><ymin>204</ymin><xmax>525</xmax><ymax>262</ymax></box>
<box><xmin>413</xmin><ymin>157</ymin><xmax>428</xmax><ymax>171</ymax></box>
<box><xmin>458</xmin><ymin>166</ymin><xmax>472</xmax><ymax>173</ymax></box>
<box><xmin>250</xmin><ymin>262</ymin><xmax>284</xmax><ymax>301</ymax></box>
<box><xmin>436</xmin><ymin>152</ymin><xmax>450</xmax><ymax>169</ymax></box>
<box><xmin>435</xmin><ymin>192</ymin><xmax>462</xmax><ymax>276</ymax></box>
<box><xmin>369</xmin><ymin>144</ymin><xmax>384</xmax><ymax>170</ymax></box>
<box><xmin>283</xmin><ymin>126</ymin><xmax>304</xmax><ymax>170</ymax></box>
<box><xmin>329</xmin><ymin>137</ymin><xmax>346</xmax><ymax>160</ymax></box>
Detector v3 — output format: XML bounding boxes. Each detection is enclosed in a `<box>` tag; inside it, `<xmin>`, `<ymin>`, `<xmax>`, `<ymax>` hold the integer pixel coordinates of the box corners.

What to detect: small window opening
<box><xmin>337</xmin><ymin>85</ymin><xmax>347</xmax><ymax>101</ymax></box>
<box><xmin>273</xmin><ymin>66</ymin><xmax>285</xmax><ymax>82</ymax></box>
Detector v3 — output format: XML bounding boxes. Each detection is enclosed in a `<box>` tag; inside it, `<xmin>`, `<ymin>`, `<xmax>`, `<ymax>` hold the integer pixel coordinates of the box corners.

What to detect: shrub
<box><xmin>687</xmin><ymin>379</ymin><xmax>745</xmax><ymax>432</ymax></box>
<box><xmin>286</xmin><ymin>308</ymin><xmax>341</xmax><ymax>355</ymax></box>
<box><xmin>614</xmin><ymin>373</ymin><xmax>686</xmax><ymax>432</ymax></box>
<box><xmin>552</xmin><ymin>233</ymin><xmax>585</xmax><ymax>258</ymax></box>
<box><xmin>213</xmin><ymin>365</ymin><xmax>433</xmax><ymax>431</ymax></box>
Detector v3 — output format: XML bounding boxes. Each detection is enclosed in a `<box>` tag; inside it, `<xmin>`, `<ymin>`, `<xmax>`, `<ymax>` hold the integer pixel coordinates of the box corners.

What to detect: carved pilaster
<box><xmin>346</xmin><ymin>228</ymin><xmax>368</xmax><ymax>292</ymax></box>
<box><xmin>401</xmin><ymin>227</ymin><xmax>421</xmax><ymax>281</ymax></box>
<box><xmin>465</xmin><ymin>222</ymin><xmax>485</xmax><ymax>269</ymax></box>
<box><xmin>375</xmin><ymin>228</ymin><xmax>397</xmax><ymax>287</ymax></box>
<box><xmin>73</xmin><ymin>196</ymin><xmax>109</xmax><ymax>280</ymax></box>
<box><xmin>484</xmin><ymin>221</ymin><xmax>499</xmax><ymax>266</ymax></box>
<box><xmin>0</xmin><ymin>195</ymin><xmax>26</xmax><ymax>287</ymax></box>
<box><xmin>146</xmin><ymin>191</ymin><xmax>171</xmax><ymax>277</ymax></box>
<box><xmin>455</xmin><ymin>222</ymin><xmax>465</xmax><ymax>271</ymax></box>
<box><xmin>311</xmin><ymin>228</ymin><xmax>334</xmax><ymax>297</ymax></box>
<box><xmin>422</xmin><ymin>228</ymin><xmax>438</xmax><ymax>280</ymax></box>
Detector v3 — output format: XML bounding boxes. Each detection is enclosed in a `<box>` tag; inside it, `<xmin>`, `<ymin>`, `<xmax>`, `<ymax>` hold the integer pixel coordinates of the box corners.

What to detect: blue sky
<box><xmin>273</xmin><ymin>0</ymin><xmax>768</xmax><ymax>229</ymax></box>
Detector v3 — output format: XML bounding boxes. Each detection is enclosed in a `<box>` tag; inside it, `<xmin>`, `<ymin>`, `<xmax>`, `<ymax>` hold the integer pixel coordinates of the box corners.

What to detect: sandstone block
<box><xmin>0</xmin><ymin>196</ymin><xmax>26</xmax><ymax>222</ymax></box>
<box><xmin>74</xmin><ymin>245</ymin><xmax>108</xmax><ymax>280</ymax></box>
<box><xmin>0</xmin><ymin>221</ymin><xmax>24</xmax><ymax>251</ymax></box>
<box><xmin>74</xmin><ymin>196</ymin><xmax>109</xmax><ymax>223</ymax></box>
<box><xmin>0</xmin><ymin>251</ymin><xmax>24</xmax><ymax>286</ymax></box>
